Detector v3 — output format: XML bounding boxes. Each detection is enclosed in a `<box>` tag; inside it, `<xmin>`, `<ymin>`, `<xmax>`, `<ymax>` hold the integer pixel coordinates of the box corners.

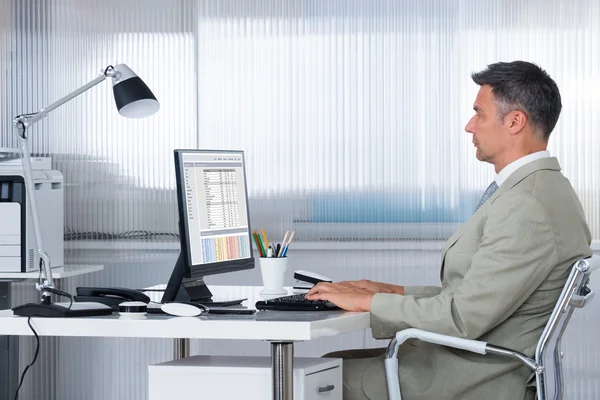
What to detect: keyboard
<box><xmin>255</xmin><ymin>293</ymin><xmax>339</xmax><ymax>311</ymax></box>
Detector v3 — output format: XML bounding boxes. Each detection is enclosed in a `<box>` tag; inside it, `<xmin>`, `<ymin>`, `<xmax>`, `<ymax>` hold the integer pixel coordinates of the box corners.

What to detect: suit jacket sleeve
<box><xmin>370</xmin><ymin>192</ymin><xmax>559</xmax><ymax>340</ymax></box>
<box><xmin>403</xmin><ymin>286</ymin><xmax>442</xmax><ymax>298</ymax></box>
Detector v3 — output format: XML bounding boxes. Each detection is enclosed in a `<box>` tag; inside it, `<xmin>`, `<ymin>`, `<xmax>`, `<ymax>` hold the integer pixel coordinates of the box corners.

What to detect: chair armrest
<box><xmin>386</xmin><ymin>328</ymin><xmax>488</xmax><ymax>360</ymax></box>
<box><xmin>385</xmin><ymin>328</ymin><xmax>488</xmax><ymax>400</ymax></box>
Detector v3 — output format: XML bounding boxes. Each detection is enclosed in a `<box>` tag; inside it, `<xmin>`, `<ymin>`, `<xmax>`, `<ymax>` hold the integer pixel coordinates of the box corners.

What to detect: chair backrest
<box><xmin>534</xmin><ymin>254</ymin><xmax>599</xmax><ymax>400</ymax></box>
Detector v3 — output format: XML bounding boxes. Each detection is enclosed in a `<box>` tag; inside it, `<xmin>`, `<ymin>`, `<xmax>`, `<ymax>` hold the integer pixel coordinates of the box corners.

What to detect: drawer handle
<box><xmin>318</xmin><ymin>384</ymin><xmax>335</xmax><ymax>393</ymax></box>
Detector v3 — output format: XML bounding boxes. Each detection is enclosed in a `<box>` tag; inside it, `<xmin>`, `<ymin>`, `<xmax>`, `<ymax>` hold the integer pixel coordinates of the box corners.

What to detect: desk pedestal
<box><xmin>272</xmin><ymin>342</ymin><xmax>294</xmax><ymax>400</ymax></box>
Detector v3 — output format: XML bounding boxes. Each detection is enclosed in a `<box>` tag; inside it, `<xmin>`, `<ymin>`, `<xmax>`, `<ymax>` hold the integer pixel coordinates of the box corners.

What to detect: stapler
<box><xmin>293</xmin><ymin>270</ymin><xmax>333</xmax><ymax>292</ymax></box>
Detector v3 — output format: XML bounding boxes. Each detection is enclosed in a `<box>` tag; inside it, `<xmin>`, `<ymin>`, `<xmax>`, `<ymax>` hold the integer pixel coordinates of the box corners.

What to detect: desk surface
<box><xmin>0</xmin><ymin>285</ymin><xmax>370</xmax><ymax>341</ymax></box>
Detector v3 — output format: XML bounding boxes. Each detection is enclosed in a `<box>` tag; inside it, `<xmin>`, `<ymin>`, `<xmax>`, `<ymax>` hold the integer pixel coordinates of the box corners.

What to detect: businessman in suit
<box><xmin>306</xmin><ymin>61</ymin><xmax>592</xmax><ymax>400</ymax></box>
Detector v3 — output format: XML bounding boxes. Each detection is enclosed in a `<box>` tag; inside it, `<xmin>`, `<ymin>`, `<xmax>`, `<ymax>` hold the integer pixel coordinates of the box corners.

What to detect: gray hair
<box><xmin>471</xmin><ymin>61</ymin><xmax>562</xmax><ymax>141</ymax></box>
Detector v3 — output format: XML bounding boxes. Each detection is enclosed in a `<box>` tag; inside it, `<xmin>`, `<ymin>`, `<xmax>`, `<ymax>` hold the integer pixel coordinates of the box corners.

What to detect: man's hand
<box><xmin>305</xmin><ymin>282</ymin><xmax>374</xmax><ymax>311</ymax></box>
<box><xmin>343</xmin><ymin>279</ymin><xmax>405</xmax><ymax>295</ymax></box>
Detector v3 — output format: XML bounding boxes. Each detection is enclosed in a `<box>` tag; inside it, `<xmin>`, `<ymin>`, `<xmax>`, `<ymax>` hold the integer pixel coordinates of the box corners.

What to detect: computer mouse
<box><xmin>161</xmin><ymin>302</ymin><xmax>205</xmax><ymax>317</ymax></box>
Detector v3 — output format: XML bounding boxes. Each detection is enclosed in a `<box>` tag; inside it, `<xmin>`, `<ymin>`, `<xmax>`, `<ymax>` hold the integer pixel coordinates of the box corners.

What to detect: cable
<box><xmin>14</xmin><ymin>316</ymin><xmax>40</xmax><ymax>400</ymax></box>
<box><xmin>13</xmin><ymin>288</ymin><xmax>74</xmax><ymax>399</ymax></box>
<box><xmin>44</xmin><ymin>287</ymin><xmax>74</xmax><ymax>309</ymax></box>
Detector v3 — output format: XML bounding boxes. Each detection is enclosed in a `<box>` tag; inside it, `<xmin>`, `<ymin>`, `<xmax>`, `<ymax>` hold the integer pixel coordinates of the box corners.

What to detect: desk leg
<box><xmin>0</xmin><ymin>282</ymin><xmax>18</xmax><ymax>400</ymax></box>
<box><xmin>173</xmin><ymin>338</ymin><xmax>190</xmax><ymax>359</ymax></box>
<box><xmin>271</xmin><ymin>341</ymin><xmax>294</xmax><ymax>400</ymax></box>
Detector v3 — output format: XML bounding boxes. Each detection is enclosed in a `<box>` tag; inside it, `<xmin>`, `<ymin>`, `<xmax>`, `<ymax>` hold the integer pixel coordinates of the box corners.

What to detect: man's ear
<box><xmin>505</xmin><ymin>110</ymin><xmax>527</xmax><ymax>135</ymax></box>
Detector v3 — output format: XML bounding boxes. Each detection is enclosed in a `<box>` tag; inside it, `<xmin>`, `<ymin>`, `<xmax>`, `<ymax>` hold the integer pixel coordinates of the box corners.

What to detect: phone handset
<box><xmin>74</xmin><ymin>287</ymin><xmax>151</xmax><ymax>309</ymax></box>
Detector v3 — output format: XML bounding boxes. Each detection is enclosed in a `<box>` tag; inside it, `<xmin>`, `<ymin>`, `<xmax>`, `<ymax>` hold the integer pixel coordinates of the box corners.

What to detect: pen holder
<box><xmin>259</xmin><ymin>257</ymin><xmax>288</xmax><ymax>296</ymax></box>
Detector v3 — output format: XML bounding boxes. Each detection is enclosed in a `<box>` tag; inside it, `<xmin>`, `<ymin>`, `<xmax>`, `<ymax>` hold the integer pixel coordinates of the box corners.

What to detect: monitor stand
<box><xmin>161</xmin><ymin>253</ymin><xmax>246</xmax><ymax>307</ymax></box>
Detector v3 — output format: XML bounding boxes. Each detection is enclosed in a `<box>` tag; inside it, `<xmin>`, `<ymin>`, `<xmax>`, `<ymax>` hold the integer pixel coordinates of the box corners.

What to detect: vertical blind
<box><xmin>1</xmin><ymin>0</ymin><xmax>599</xmax><ymax>241</ymax></box>
<box><xmin>197</xmin><ymin>0</ymin><xmax>600</xmax><ymax>241</ymax></box>
<box><xmin>1</xmin><ymin>2</ymin><xmax>599</xmax><ymax>400</ymax></box>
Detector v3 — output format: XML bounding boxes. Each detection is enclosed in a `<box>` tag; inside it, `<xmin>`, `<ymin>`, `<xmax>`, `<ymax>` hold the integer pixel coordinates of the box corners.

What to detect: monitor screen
<box><xmin>177</xmin><ymin>149</ymin><xmax>253</xmax><ymax>272</ymax></box>
<box><xmin>162</xmin><ymin>149</ymin><xmax>254</xmax><ymax>304</ymax></box>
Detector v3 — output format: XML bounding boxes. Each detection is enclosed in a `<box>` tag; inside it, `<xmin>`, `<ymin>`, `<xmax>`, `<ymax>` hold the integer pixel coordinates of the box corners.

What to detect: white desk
<box><xmin>0</xmin><ymin>285</ymin><xmax>370</xmax><ymax>400</ymax></box>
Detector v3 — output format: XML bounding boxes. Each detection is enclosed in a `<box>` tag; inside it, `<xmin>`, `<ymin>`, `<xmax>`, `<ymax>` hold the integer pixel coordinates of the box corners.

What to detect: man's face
<box><xmin>464</xmin><ymin>85</ymin><xmax>509</xmax><ymax>165</ymax></box>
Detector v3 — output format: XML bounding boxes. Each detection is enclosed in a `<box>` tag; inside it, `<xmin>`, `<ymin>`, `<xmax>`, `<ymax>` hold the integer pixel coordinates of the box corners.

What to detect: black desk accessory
<box><xmin>75</xmin><ymin>287</ymin><xmax>151</xmax><ymax>310</ymax></box>
<box><xmin>13</xmin><ymin>301</ymin><xmax>113</xmax><ymax>318</ymax></box>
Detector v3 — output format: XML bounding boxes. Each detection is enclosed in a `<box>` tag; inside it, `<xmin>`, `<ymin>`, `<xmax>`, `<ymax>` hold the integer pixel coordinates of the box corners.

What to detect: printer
<box><xmin>0</xmin><ymin>155</ymin><xmax>64</xmax><ymax>272</ymax></box>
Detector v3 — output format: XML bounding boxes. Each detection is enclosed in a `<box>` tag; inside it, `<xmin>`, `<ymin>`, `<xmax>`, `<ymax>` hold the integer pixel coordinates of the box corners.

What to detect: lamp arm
<box><xmin>12</xmin><ymin>66</ymin><xmax>118</xmax><ymax>301</ymax></box>
<box><xmin>15</xmin><ymin>70</ymin><xmax>115</xmax><ymax>128</ymax></box>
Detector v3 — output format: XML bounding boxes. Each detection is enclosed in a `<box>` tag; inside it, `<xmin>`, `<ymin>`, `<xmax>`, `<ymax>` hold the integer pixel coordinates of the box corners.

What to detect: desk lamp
<box><xmin>12</xmin><ymin>64</ymin><xmax>159</xmax><ymax>317</ymax></box>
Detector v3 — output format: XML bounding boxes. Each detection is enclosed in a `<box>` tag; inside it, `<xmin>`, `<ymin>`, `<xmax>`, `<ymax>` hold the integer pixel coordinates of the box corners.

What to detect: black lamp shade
<box><xmin>111</xmin><ymin>64</ymin><xmax>160</xmax><ymax>118</ymax></box>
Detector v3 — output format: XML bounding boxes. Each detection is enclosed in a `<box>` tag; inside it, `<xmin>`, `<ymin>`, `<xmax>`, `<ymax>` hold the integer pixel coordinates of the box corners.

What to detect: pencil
<box><xmin>256</xmin><ymin>230</ymin><xmax>267</xmax><ymax>257</ymax></box>
<box><xmin>280</xmin><ymin>230</ymin><xmax>296</xmax><ymax>258</ymax></box>
<box><xmin>261</xmin><ymin>228</ymin><xmax>269</xmax><ymax>249</ymax></box>
<box><xmin>277</xmin><ymin>230</ymin><xmax>289</xmax><ymax>257</ymax></box>
<box><xmin>252</xmin><ymin>231</ymin><xmax>263</xmax><ymax>257</ymax></box>
<box><xmin>286</xmin><ymin>230</ymin><xmax>296</xmax><ymax>246</ymax></box>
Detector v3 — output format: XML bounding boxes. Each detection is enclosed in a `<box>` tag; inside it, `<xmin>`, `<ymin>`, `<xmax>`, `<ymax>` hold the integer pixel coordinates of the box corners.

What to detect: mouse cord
<box><xmin>14</xmin><ymin>315</ymin><xmax>40</xmax><ymax>400</ymax></box>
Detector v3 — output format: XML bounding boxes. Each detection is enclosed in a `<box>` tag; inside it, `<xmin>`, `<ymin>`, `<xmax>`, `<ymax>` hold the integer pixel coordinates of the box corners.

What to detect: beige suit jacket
<box><xmin>366</xmin><ymin>158</ymin><xmax>592</xmax><ymax>399</ymax></box>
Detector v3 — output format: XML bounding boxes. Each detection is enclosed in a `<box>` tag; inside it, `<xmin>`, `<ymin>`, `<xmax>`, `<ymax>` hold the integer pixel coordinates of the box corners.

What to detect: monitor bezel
<box><xmin>174</xmin><ymin>149</ymin><xmax>255</xmax><ymax>279</ymax></box>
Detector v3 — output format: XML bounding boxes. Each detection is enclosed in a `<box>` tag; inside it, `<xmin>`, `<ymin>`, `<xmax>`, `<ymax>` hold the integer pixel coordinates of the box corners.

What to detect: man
<box><xmin>306</xmin><ymin>61</ymin><xmax>592</xmax><ymax>400</ymax></box>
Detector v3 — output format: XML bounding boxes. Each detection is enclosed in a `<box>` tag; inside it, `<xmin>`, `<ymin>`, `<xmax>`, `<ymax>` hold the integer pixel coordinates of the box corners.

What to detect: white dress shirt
<box><xmin>495</xmin><ymin>150</ymin><xmax>551</xmax><ymax>187</ymax></box>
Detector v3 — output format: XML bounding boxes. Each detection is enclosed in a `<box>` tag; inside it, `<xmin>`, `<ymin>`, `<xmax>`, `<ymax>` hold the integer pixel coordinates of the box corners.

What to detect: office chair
<box><xmin>385</xmin><ymin>254</ymin><xmax>599</xmax><ymax>400</ymax></box>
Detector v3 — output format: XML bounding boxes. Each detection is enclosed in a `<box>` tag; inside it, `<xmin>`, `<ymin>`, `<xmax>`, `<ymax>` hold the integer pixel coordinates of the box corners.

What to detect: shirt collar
<box><xmin>495</xmin><ymin>150</ymin><xmax>551</xmax><ymax>187</ymax></box>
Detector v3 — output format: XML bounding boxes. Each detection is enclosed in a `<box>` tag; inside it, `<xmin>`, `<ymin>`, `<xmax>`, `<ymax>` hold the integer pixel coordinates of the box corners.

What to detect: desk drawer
<box><xmin>149</xmin><ymin>355</ymin><xmax>342</xmax><ymax>400</ymax></box>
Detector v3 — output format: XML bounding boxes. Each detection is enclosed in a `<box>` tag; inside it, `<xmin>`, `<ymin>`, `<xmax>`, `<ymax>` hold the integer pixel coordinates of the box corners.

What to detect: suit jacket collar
<box><xmin>496</xmin><ymin>156</ymin><xmax>560</xmax><ymax>193</ymax></box>
<box><xmin>439</xmin><ymin>157</ymin><xmax>561</xmax><ymax>279</ymax></box>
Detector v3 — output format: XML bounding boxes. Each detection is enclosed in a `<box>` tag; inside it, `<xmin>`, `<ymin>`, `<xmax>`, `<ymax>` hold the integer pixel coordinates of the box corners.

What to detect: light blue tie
<box><xmin>474</xmin><ymin>181</ymin><xmax>499</xmax><ymax>212</ymax></box>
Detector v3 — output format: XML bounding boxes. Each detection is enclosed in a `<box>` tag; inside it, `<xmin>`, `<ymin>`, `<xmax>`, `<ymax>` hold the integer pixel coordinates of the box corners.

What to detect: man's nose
<box><xmin>465</xmin><ymin>116</ymin><xmax>475</xmax><ymax>134</ymax></box>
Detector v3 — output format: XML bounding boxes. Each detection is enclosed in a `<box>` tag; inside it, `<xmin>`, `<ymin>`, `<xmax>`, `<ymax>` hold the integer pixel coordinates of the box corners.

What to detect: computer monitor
<box><xmin>162</xmin><ymin>149</ymin><xmax>255</xmax><ymax>304</ymax></box>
